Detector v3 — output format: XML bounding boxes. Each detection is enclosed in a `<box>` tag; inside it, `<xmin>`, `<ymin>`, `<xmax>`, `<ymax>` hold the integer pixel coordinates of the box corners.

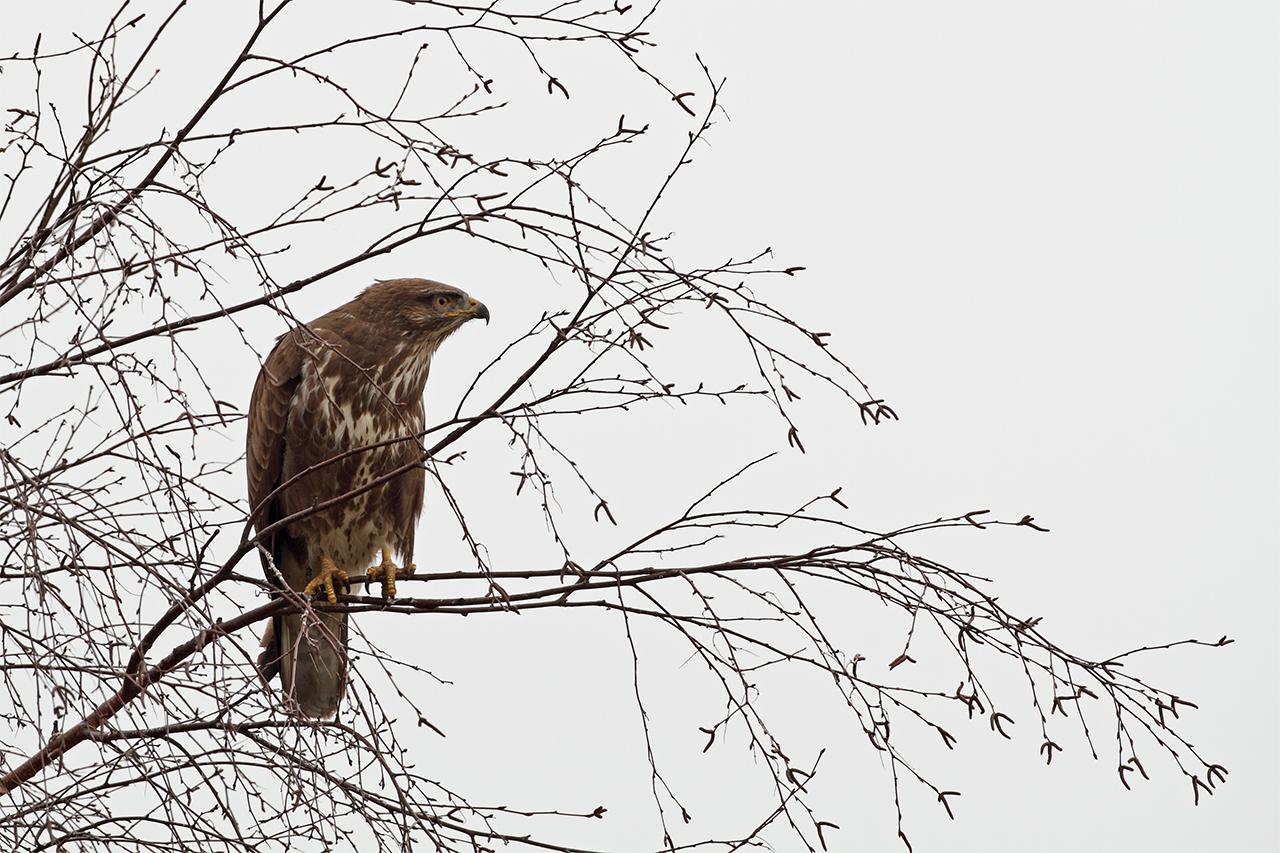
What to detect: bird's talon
<box><xmin>367</xmin><ymin>548</ymin><xmax>408</xmax><ymax>599</ymax></box>
<box><xmin>303</xmin><ymin>556</ymin><xmax>349</xmax><ymax>604</ymax></box>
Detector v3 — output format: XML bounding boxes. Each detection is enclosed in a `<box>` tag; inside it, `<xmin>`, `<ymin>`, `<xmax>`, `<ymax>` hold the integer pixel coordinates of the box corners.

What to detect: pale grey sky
<box><xmin>658</xmin><ymin>6</ymin><xmax>1279</xmax><ymax>850</ymax></box>
<box><xmin>3</xmin><ymin>2</ymin><xmax>1276</xmax><ymax>851</ymax></box>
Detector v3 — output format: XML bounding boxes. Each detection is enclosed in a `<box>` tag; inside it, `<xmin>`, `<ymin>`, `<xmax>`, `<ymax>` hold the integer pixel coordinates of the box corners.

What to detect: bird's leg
<box><xmin>302</xmin><ymin>555</ymin><xmax>349</xmax><ymax>604</ymax></box>
<box><xmin>366</xmin><ymin>547</ymin><xmax>414</xmax><ymax>599</ymax></box>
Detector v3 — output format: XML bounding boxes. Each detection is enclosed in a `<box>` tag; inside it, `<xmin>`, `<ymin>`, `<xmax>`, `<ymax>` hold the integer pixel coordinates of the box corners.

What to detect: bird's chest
<box><xmin>282</xmin><ymin>359</ymin><xmax>424</xmax><ymax>545</ymax></box>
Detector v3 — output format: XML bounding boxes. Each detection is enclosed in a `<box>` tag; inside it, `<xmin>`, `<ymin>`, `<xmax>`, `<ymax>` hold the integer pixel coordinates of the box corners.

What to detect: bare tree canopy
<box><xmin>0</xmin><ymin>3</ymin><xmax>1235</xmax><ymax>852</ymax></box>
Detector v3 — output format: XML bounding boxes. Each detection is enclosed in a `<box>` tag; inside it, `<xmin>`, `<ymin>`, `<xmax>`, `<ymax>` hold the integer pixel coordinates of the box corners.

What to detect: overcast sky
<box><xmin>649</xmin><ymin>6</ymin><xmax>1280</xmax><ymax>848</ymax></box>
<box><xmin>4</xmin><ymin>2</ymin><xmax>1277</xmax><ymax>851</ymax></box>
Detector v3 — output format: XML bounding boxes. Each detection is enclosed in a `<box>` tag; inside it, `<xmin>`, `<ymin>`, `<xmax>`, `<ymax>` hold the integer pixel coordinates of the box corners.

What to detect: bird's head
<box><xmin>356</xmin><ymin>277</ymin><xmax>490</xmax><ymax>344</ymax></box>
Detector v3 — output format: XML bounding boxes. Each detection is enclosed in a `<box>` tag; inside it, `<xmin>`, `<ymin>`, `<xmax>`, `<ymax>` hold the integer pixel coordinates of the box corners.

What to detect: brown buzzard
<box><xmin>246</xmin><ymin>278</ymin><xmax>488</xmax><ymax>716</ymax></box>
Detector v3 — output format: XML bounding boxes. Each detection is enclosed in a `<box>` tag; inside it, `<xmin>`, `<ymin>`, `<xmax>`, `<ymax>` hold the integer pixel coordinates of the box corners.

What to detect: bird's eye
<box><xmin>434</xmin><ymin>295</ymin><xmax>449</xmax><ymax>308</ymax></box>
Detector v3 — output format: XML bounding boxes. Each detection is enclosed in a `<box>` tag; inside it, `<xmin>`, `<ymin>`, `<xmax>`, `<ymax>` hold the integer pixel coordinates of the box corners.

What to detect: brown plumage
<box><xmin>246</xmin><ymin>278</ymin><xmax>489</xmax><ymax>716</ymax></box>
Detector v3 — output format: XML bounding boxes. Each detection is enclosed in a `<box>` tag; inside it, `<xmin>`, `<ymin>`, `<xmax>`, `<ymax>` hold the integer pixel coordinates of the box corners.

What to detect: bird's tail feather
<box><xmin>276</xmin><ymin>608</ymin><xmax>347</xmax><ymax>718</ymax></box>
<box><xmin>259</xmin><ymin>548</ymin><xmax>348</xmax><ymax>718</ymax></box>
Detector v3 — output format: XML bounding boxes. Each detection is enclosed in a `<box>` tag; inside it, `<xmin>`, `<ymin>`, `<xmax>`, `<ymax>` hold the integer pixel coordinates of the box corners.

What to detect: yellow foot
<box><xmin>366</xmin><ymin>547</ymin><xmax>414</xmax><ymax>599</ymax></box>
<box><xmin>302</xmin><ymin>555</ymin><xmax>349</xmax><ymax>604</ymax></box>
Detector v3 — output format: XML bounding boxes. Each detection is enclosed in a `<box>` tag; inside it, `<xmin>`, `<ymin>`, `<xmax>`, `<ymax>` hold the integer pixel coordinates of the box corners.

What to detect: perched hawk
<box><xmin>246</xmin><ymin>278</ymin><xmax>489</xmax><ymax>716</ymax></box>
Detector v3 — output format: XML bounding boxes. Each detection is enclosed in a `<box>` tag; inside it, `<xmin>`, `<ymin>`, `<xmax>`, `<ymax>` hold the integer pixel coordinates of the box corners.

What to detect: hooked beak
<box><xmin>466</xmin><ymin>298</ymin><xmax>490</xmax><ymax>324</ymax></box>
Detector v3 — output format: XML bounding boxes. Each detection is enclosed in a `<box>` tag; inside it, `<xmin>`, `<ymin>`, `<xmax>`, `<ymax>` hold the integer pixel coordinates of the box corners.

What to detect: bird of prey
<box><xmin>246</xmin><ymin>278</ymin><xmax>489</xmax><ymax>717</ymax></box>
